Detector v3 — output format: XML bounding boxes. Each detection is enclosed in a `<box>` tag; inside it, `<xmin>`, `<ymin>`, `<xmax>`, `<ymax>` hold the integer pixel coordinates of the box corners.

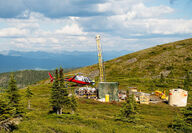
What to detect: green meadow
<box><xmin>6</xmin><ymin>81</ymin><xmax>189</xmax><ymax>133</ymax></box>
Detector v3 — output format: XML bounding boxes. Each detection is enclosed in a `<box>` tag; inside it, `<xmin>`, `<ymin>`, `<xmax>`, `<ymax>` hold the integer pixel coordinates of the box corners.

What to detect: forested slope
<box><xmin>0</xmin><ymin>69</ymin><xmax>72</xmax><ymax>89</ymax></box>
<box><xmin>0</xmin><ymin>70</ymin><xmax>54</xmax><ymax>89</ymax></box>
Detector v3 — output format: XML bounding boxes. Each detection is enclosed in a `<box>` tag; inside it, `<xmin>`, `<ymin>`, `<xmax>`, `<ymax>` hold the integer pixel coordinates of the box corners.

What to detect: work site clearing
<box><xmin>13</xmin><ymin>82</ymin><xmax>189</xmax><ymax>133</ymax></box>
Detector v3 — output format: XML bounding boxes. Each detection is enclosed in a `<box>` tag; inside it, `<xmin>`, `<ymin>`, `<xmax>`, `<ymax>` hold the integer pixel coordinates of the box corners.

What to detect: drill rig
<box><xmin>96</xmin><ymin>35</ymin><xmax>105</xmax><ymax>82</ymax></box>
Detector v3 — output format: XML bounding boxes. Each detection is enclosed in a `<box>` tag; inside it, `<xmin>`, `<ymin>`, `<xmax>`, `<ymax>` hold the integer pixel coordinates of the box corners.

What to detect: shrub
<box><xmin>116</xmin><ymin>94</ymin><xmax>140</xmax><ymax>123</ymax></box>
<box><xmin>169</xmin><ymin>105</ymin><xmax>192</xmax><ymax>133</ymax></box>
<box><xmin>185</xmin><ymin>57</ymin><xmax>192</xmax><ymax>61</ymax></box>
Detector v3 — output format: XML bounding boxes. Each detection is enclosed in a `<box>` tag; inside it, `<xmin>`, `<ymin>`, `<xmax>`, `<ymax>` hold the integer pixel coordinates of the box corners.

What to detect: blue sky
<box><xmin>0</xmin><ymin>0</ymin><xmax>192</xmax><ymax>53</ymax></box>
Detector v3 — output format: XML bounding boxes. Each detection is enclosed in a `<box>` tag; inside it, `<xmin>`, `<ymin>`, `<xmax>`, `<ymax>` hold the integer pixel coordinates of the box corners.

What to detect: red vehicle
<box><xmin>48</xmin><ymin>72</ymin><xmax>54</xmax><ymax>82</ymax></box>
<box><xmin>48</xmin><ymin>73</ymin><xmax>95</xmax><ymax>85</ymax></box>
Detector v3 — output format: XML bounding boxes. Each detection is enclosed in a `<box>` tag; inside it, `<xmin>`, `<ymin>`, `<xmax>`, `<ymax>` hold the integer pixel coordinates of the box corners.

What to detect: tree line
<box><xmin>0</xmin><ymin>69</ymin><xmax>73</xmax><ymax>89</ymax></box>
<box><xmin>0</xmin><ymin>70</ymin><xmax>54</xmax><ymax>89</ymax></box>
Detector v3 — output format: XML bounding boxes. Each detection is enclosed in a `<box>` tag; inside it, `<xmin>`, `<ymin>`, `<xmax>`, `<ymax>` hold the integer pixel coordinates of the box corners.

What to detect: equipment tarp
<box><xmin>98</xmin><ymin>82</ymin><xmax>119</xmax><ymax>102</ymax></box>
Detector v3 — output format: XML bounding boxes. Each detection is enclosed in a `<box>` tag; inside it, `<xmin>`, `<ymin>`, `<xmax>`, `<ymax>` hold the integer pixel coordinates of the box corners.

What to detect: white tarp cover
<box><xmin>168</xmin><ymin>89</ymin><xmax>188</xmax><ymax>107</ymax></box>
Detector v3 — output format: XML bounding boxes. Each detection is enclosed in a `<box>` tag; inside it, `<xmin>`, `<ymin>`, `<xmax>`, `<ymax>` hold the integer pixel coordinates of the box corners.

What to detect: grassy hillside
<box><xmin>69</xmin><ymin>38</ymin><xmax>192</xmax><ymax>90</ymax></box>
<box><xmin>9</xmin><ymin>83</ymin><xmax>182</xmax><ymax>133</ymax></box>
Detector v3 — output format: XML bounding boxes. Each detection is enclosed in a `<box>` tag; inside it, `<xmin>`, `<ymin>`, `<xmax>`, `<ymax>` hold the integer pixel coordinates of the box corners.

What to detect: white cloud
<box><xmin>0</xmin><ymin>1</ymin><xmax>191</xmax><ymax>53</ymax></box>
<box><xmin>78</xmin><ymin>36</ymin><xmax>87</xmax><ymax>41</ymax></box>
<box><xmin>14</xmin><ymin>38</ymin><xmax>46</xmax><ymax>44</ymax></box>
<box><xmin>131</xmin><ymin>3</ymin><xmax>174</xmax><ymax>18</ymax></box>
<box><xmin>145</xmin><ymin>19</ymin><xmax>192</xmax><ymax>34</ymax></box>
<box><xmin>0</xmin><ymin>27</ymin><xmax>28</xmax><ymax>37</ymax></box>
<box><xmin>106</xmin><ymin>17</ymin><xmax>192</xmax><ymax>35</ymax></box>
<box><xmin>49</xmin><ymin>38</ymin><xmax>59</xmax><ymax>43</ymax></box>
<box><xmin>97</xmin><ymin>0</ymin><xmax>142</xmax><ymax>14</ymax></box>
<box><xmin>15</xmin><ymin>23</ymin><xmax>40</xmax><ymax>29</ymax></box>
<box><xmin>55</xmin><ymin>24</ymin><xmax>86</xmax><ymax>35</ymax></box>
<box><xmin>97</xmin><ymin>0</ymin><xmax>173</xmax><ymax>18</ymax></box>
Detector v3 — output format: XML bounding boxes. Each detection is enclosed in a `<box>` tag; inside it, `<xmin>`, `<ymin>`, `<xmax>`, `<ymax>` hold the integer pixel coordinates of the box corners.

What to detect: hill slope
<box><xmin>12</xmin><ymin>83</ymin><xmax>179</xmax><ymax>133</ymax></box>
<box><xmin>69</xmin><ymin>38</ymin><xmax>192</xmax><ymax>90</ymax></box>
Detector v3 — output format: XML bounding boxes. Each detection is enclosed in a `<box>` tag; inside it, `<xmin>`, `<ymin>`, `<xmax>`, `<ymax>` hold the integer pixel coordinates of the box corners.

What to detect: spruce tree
<box><xmin>159</xmin><ymin>73</ymin><xmax>167</xmax><ymax>88</ymax></box>
<box><xmin>184</xmin><ymin>71</ymin><xmax>191</xmax><ymax>92</ymax></box>
<box><xmin>160</xmin><ymin>73</ymin><xmax>165</xmax><ymax>83</ymax></box>
<box><xmin>149</xmin><ymin>79</ymin><xmax>156</xmax><ymax>91</ymax></box>
<box><xmin>7</xmin><ymin>74</ymin><xmax>23</xmax><ymax>116</ymax></box>
<box><xmin>59</xmin><ymin>67</ymin><xmax>64</xmax><ymax>88</ymax></box>
<box><xmin>51</xmin><ymin>67</ymin><xmax>70</xmax><ymax>115</ymax></box>
<box><xmin>0</xmin><ymin>99</ymin><xmax>14</xmax><ymax>121</ymax></box>
<box><xmin>117</xmin><ymin>94</ymin><xmax>139</xmax><ymax>123</ymax></box>
<box><xmin>70</xmin><ymin>94</ymin><xmax>77</xmax><ymax>114</ymax></box>
<box><xmin>58</xmin><ymin>67</ymin><xmax>70</xmax><ymax>114</ymax></box>
<box><xmin>169</xmin><ymin>69</ymin><xmax>174</xmax><ymax>78</ymax></box>
<box><xmin>25</xmin><ymin>87</ymin><xmax>33</xmax><ymax>110</ymax></box>
<box><xmin>51</xmin><ymin>68</ymin><xmax>60</xmax><ymax>113</ymax></box>
<box><xmin>170</xmin><ymin>113</ymin><xmax>185</xmax><ymax>132</ymax></box>
<box><xmin>59</xmin><ymin>87</ymin><xmax>70</xmax><ymax>114</ymax></box>
<box><xmin>0</xmin><ymin>99</ymin><xmax>15</xmax><ymax>132</ymax></box>
<box><xmin>183</xmin><ymin>104</ymin><xmax>192</xmax><ymax>130</ymax></box>
<box><xmin>170</xmin><ymin>105</ymin><xmax>192</xmax><ymax>132</ymax></box>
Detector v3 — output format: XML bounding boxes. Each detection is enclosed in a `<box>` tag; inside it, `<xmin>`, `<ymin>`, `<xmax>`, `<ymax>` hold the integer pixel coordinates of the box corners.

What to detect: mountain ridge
<box><xmin>0</xmin><ymin>50</ymin><xmax>131</xmax><ymax>73</ymax></box>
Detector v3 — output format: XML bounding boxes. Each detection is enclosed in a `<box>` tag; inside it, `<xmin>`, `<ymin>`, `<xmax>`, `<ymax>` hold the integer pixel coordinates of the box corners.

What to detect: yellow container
<box><xmin>105</xmin><ymin>94</ymin><xmax>109</xmax><ymax>102</ymax></box>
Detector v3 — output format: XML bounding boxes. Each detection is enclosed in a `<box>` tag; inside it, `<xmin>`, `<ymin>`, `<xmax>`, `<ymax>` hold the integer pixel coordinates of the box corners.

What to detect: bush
<box><xmin>116</xmin><ymin>94</ymin><xmax>140</xmax><ymax>123</ymax></box>
<box><xmin>185</xmin><ymin>57</ymin><xmax>192</xmax><ymax>61</ymax></box>
<box><xmin>169</xmin><ymin>105</ymin><xmax>192</xmax><ymax>133</ymax></box>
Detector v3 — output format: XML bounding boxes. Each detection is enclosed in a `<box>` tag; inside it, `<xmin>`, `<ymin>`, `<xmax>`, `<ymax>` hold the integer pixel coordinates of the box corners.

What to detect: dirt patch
<box><xmin>126</xmin><ymin>58</ymin><xmax>137</xmax><ymax>64</ymax></box>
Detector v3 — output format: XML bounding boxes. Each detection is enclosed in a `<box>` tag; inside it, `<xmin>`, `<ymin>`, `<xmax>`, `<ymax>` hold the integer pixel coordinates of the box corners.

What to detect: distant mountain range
<box><xmin>0</xmin><ymin>50</ymin><xmax>131</xmax><ymax>73</ymax></box>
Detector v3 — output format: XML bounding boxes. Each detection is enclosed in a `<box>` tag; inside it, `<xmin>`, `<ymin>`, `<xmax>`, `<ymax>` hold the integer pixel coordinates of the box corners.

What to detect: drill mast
<box><xmin>96</xmin><ymin>35</ymin><xmax>105</xmax><ymax>82</ymax></box>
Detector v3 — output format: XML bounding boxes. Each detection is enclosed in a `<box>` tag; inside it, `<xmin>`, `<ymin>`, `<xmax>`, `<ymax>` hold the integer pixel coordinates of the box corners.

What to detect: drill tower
<box><xmin>96</xmin><ymin>35</ymin><xmax>105</xmax><ymax>82</ymax></box>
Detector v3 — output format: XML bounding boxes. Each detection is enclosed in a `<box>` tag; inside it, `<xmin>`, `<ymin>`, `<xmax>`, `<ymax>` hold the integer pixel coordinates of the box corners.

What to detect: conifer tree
<box><xmin>170</xmin><ymin>113</ymin><xmax>185</xmax><ymax>131</ymax></box>
<box><xmin>117</xmin><ymin>94</ymin><xmax>139</xmax><ymax>123</ymax></box>
<box><xmin>184</xmin><ymin>71</ymin><xmax>191</xmax><ymax>92</ymax></box>
<box><xmin>59</xmin><ymin>67</ymin><xmax>64</xmax><ymax>88</ymax></box>
<box><xmin>70</xmin><ymin>94</ymin><xmax>77</xmax><ymax>114</ymax></box>
<box><xmin>25</xmin><ymin>87</ymin><xmax>33</xmax><ymax>110</ymax></box>
<box><xmin>169</xmin><ymin>70</ymin><xmax>174</xmax><ymax>78</ymax></box>
<box><xmin>51</xmin><ymin>67</ymin><xmax>70</xmax><ymax>115</ymax></box>
<box><xmin>0</xmin><ymin>99</ymin><xmax>14</xmax><ymax>121</ymax></box>
<box><xmin>58</xmin><ymin>67</ymin><xmax>70</xmax><ymax>114</ymax></box>
<box><xmin>7</xmin><ymin>74</ymin><xmax>23</xmax><ymax>116</ymax></box>
<box><xmin>160</xmin><ymin>73</ymin><xmax>165</xmax><ymax>83</ymax></box>
<box><xmin>149</xmin><ymin>78</ymin><xmax>156</xmax><ymax>91</ymax></box>
<box><xmin>183</xmin><ymin>104</ymin><xmax>192</xmax><ymax>129</ymax></box>
<box><xmin>0</xmin><ymin>99</ymin><xmax>15</xmax><ymax>132</ymax></box>
<box><xmin>157</xmin><ymin>73</ymin><xmax>168</xmax><ymax>89</ymax></box>
<box><xmin>160</xmin><ymin>74</ymin><xmax>166</xmax><ymax>87</ymax></box>
<box><xmin>170</xmin><ymin>105</ymin><xmax>192</xmax><ymax>132</ymax></box>
<box><xmin>59</xmin><ymin>87</ymin><xmax>70</xmax><ymax>114</ymax></box>
<box><xmin>51</xmin><ymin>68</ymin><xmax>60</xmax><ymax>113</ymax></box>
